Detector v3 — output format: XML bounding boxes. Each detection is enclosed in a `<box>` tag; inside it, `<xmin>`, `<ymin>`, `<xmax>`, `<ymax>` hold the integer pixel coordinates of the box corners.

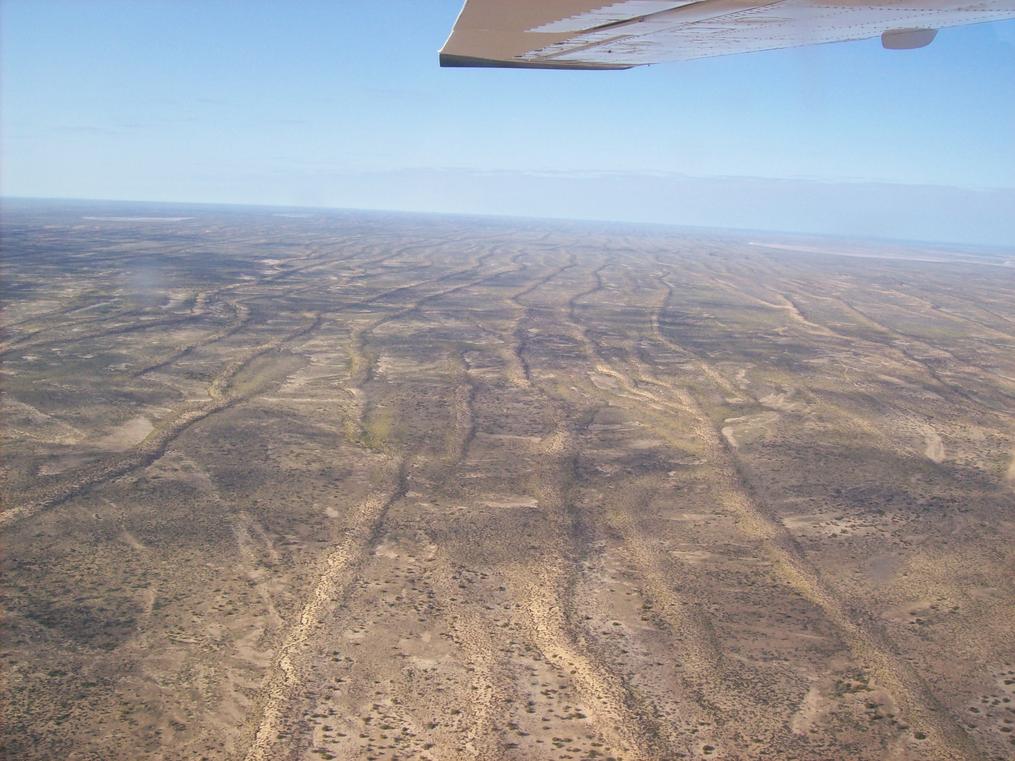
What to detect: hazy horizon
<box><xmin>4</xmin><ymin>175</ymin><xmax>1014</xmax><ymax>251</ymax></box>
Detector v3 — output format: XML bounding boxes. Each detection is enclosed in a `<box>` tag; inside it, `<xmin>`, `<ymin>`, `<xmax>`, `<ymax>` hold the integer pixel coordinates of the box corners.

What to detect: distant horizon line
<box><xmin>3</xmin><ymin>194</ymin><xmax>1012</xmax><ymax>254</ymax></box>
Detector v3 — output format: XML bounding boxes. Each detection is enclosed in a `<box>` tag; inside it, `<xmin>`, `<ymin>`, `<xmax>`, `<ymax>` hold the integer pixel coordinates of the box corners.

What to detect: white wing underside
<box><xmin>439</xmin><ymin>0</ymin><xmax>1015</xmax><ymax>68</ymax></box>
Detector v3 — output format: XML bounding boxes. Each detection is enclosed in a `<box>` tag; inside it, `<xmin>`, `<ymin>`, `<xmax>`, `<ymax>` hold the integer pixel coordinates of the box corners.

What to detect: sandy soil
<box><xmin>2</xmin><ymin>203</ymin><xmax>1014</xmax><ymax>761</ymax></box>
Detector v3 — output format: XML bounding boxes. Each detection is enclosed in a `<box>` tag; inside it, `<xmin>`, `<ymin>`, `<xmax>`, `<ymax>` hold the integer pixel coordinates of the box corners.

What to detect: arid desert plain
<box><xmin>2</xmin><ymin>200</ymin><xmax>1014</xmax><ymax>761</ymax></box>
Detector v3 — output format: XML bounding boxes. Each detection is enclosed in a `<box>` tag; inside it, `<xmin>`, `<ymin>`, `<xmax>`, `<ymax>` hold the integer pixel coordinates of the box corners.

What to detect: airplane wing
<box><xmin>439</xmin><ymin>0</ymin><xmax>1015</xmax><ymax>68</ymax></box>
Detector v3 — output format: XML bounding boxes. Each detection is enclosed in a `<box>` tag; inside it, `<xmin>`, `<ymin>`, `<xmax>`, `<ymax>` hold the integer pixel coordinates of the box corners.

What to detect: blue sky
<box><xmin>2</xmin><ymin>1</ymin><xmax>1014</xmax><ymax>244</ymax></box>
